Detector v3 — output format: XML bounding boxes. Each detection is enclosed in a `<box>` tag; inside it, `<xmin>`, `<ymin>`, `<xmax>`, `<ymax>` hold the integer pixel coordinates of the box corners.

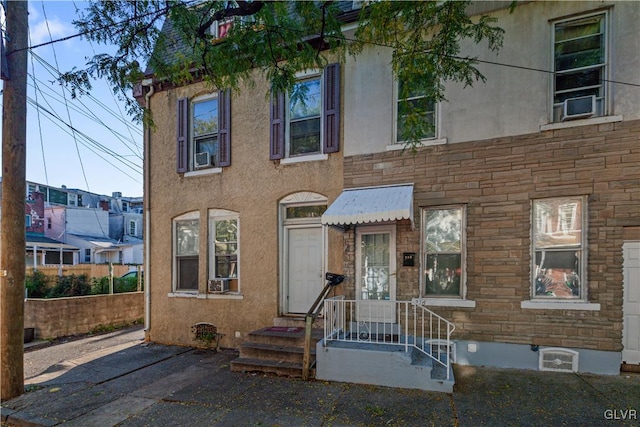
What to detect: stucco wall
<box><xmin>146</xmin><ymin>72</ymin><xmax>344</xmax><ymax>348</ymax></box>
<box><xmin>344</xmin><ymin>1</ymin><xmax>640</xmax><ymax>156</ymax></box>
<box><xmin>342</xmin><ymin>119</ymin><xmax>640</xmax><ymax>352</ymax></box>
<box><xmin>25</xmin><ymin>292</ymin><xmax>144</xmax><ymax>339</ymax></box>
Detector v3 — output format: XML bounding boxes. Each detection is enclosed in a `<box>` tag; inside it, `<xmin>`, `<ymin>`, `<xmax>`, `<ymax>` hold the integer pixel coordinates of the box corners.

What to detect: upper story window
<box><xmin>68</xmin><ymin>193</ymin><xmax>77</xmax><ymax>207</ymax></box>
<box><xmin>173</xmin><ymin>212</ymin><xmax>200</xmax><ymax>292</ymax></box>
<box><xmin>129</xmin><ymin>220</ymin><xmax>137</xmax><ymax>236</ymax></box>
<box><xmin>422</xmin><ymin>206</ymin><xmax>465</xmax><ymax>298</ymax></box>
<box><xmin>176</xmin><ymin>90</ymin><xmax>231</xmax><ymax>173</ymax></box>
<box><xmin>532</xmin><ymin>196</ymin><xmax>586</xmax><ymax>300</ymax></box>
<box><xmin>25</xmin><ymin>214</ymin><xmax>32</xmax><ymax>228</ymax></box>
<box><xmin>270</xmin><ymin>63</ymin><xmax>340</xmax><ymax>161</ymax></box>
<box><xmin>396</xmin><ymin>78</ymin><xmax>436</xmax><ymax>143</ymax></box>
<box><xmin>122</xmin><ymin>201</ymin><xmax>129</xmax><ymax>212</ymax></box>
<box><xmin>552</xmin><ymin>12</ymin><xmax>607</xmax><ymax>122</ymax></box>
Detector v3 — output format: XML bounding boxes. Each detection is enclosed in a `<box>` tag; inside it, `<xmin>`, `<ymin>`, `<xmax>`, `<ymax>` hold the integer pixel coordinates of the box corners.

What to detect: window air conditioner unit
<box><xmin>208</xmin><ymin>278</ymin><xmax>229</xmax><ymax>294</ymax></box>
<box><xmin>561</xmin><ymin>95</ymin><xmax>596</xmax><ymax>121</ymax></box>
<box><xmin>194</xmin><ymin>152</ymin><xmax>211</xmax><ymax>168</ymax></box>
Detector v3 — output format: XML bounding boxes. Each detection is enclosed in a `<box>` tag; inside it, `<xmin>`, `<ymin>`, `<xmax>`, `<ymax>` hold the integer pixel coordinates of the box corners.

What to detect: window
<box><xmin>176</xmin><ymin>90</ymin><xmax>231</xmax><ymax>173</ymax></box>
<box><xmin>84</xmin><ymin>249</ymin><xmax>91</xmax><ymax>263</ymax></box>
<box><xmin>129</xmin><ymin>220</ymin><xmax>137</xmax><ymax>236</ymax></box>
<box><xmin>532</xmin><ymin>197</ymin><xmax>586</xmax><ymax>299</ymax></box>
<box><xmin>174</xmin><ymin>212</ymin><xmax>200</xmax><ymax>291</ymax></box>
<box><xmin>25</xmin><ymin>214</ymin><xmax>32</xmax><ymax>227</ymax></box>
<box><xmin>209</xmin><ymin>210</ymin><xmax>239</xmax><ymax>285</ymax></box>
<box><xmin>270</xmin><ymin>63</ymin><xmax>340</xmax><ymax>160</ymax></box>
<box><xmin>47</xmin><ymin>217</ymin><xmax>51</xmax><ymax>229</ymax></box>
<box><xmin>552</xmin><ymin>13</ymin><xmax>607</xmax><ymax>122</ymax></box>
<box><xmin>423</xmin><ymin>206</ymin><xmax>465</xmax><ymax>297</ymax></box>
<box><xmin>67</xmin><ymin>193</ymin><xmax>77</xmax><ymax>207</ymax></box>
<box><xmin>122</xmin><ymin>201</ymin><xmax>129</xmax><ymax>212</ymax></box>
<box><xmin>396</xmin><ymin>78</ymin><xmax>436</xmax><ymax>143</ymax></box>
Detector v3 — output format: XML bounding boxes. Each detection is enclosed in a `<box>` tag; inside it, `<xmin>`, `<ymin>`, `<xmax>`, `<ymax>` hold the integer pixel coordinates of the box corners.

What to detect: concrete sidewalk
<box><xmin>2</xmin><ymin>337</ymin><xmax>639</xmax><ymax>426</ymax></box>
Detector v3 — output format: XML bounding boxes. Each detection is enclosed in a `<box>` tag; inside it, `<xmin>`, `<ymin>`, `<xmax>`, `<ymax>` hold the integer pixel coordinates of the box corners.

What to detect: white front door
<box><xmin>356</xmin><ymin>225</ymin><xmax>396</xmax><ymax>323</ymax></box>
<box><xmin>286</xmin><ymin>226</ymin><xmax>323</xmax><ymax>314</ymax></box>
<box><xmin>623</xmin><ymin>241</ymin><xmax>640</xmax><ymax>364</ymax></box>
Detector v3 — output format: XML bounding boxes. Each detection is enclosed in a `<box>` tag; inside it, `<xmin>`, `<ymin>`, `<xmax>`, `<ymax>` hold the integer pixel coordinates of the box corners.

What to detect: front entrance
<box><xmin>286</xmin><ymin>226</ymin><xmax>323</xmax><ymax>313</ymax></box>
<box><xmin>356</xmin><ymin>225</ymin><xmax>396</xmax><ymax>323</ymax></box>
<box><xmin>623</xmin><ymin>241</ymin><xmax>640</xmax><ymax>365</ymax></box>
<box><xmin>280</xmin><ymin>192</ymin><xmax>327</xmax><ymax>315</ymax></box>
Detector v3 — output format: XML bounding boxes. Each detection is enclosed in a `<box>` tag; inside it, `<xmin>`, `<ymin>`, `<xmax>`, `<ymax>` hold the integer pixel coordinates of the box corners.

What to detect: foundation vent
<box><xmin>539</xmin><ymin>347</ymin><xmax>579</xmax><ymax>373</ymax></box>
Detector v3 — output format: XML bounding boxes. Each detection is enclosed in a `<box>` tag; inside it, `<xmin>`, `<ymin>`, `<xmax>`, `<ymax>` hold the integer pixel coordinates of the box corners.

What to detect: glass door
<box><xmin>356</xmin><ymin>225</ymin><xmax>396</xmax><ymax>323</ymax></box>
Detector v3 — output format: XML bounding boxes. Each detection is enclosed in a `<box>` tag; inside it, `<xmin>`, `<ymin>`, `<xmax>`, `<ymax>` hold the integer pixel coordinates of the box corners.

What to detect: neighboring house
<box><xmin>138</xmin><ymin>0</ymin><xmax>639</xmax><ymax>386</ymax></box>
<box><xmin>24</xmin><ymin>191</ymin><xmax>79</xmax><ymax>267</ymax></box>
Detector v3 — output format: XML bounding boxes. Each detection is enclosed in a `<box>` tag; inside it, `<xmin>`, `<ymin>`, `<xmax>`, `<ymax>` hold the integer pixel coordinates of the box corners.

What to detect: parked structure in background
<box><xmin>137</xmin><ymin>0</ymin><xmax>639</xmax><ymax>390</ymax></box>
<box><xmin>0</xmin><ymin>178</ymin><xmax>143</xmax><ymax>266</ymax></box>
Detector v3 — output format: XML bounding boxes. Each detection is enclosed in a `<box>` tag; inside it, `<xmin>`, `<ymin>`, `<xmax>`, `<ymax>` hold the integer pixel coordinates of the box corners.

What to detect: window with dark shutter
<box><xmin>323</xmin><ymin>63</ymin><xmax>340</xmax><ymax>153</ymax></box>
<box><xmin>176</xmin><ymin>97</ymin><xmax>189</xmax><ymax>173</ymax></box>
<box><xmin>218</xmin><ymin>89</ymin><xmax>232</xmax><ymax>167</ymax></box>
<box><xmin>270</xmin><ymin>91</ymin><xmax>286</xmax><ymax>160</ymax></box>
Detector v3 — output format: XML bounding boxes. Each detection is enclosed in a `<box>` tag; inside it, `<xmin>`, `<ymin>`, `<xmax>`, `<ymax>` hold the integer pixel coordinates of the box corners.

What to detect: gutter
<box><xmin>141</xmin><ymin>78</ymin><xmax>154</xmax><ymax>338</ymax></box>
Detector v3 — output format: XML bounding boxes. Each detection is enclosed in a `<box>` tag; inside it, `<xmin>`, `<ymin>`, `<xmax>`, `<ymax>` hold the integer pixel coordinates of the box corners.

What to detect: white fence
<box><xmin>322</xmin><ymin>297</ymin><xmax>456</xmax><ymax>379</ymax></box>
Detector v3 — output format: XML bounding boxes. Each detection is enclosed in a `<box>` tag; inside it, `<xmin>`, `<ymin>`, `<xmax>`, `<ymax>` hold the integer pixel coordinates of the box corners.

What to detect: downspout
<box><xmin>142</xmin><ymin>78</ymin><xmax>154</xmax><ymax>338</ymax></box>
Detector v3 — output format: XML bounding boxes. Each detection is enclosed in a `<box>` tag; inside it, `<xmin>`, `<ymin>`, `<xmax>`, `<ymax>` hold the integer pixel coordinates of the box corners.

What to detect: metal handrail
<box><xmin>301</xmin><ymin>273</ymin><xmax>344</xmax><ymax>380</ymax></box>
<box><xmin>321</xmin><ymin>299</ymin><xmax>456</xmax><ymax>380</ymax></box>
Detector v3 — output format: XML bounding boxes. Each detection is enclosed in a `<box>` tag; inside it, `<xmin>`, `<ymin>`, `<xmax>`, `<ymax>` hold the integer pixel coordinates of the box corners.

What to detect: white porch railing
<box><xmin>322</xmin><ymin>297</ymin><xmax>456</xmax><ymax>380</ymax></box>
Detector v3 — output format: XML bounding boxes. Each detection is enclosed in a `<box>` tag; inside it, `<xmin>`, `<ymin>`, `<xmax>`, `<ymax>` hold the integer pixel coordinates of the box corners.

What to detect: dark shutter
<box><xmin>323</xmin><ymin>63</ymin><xmax>340</xmax><ymax>153</ymax></box>
<box><xmin>269</xmin><ymin>91</ymin><xmax>285</xmax><ymax>160</ymax></box>
<box><xmin>218</xmin><ymin>89</ymin><xmax>231</xmax><ymax>167</ymax></box>
<box><xmin>176</xmin><ymin>97</ymin><xmax>189</xmax><ymax>173</ymax></box>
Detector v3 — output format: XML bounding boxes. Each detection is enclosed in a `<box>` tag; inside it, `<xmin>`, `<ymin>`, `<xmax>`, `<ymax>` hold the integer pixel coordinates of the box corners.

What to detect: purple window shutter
<box><xmin>270</xmin><ymin>91</ymin><xmax>285</xmax><ymax>160</ymax></box>
<box><xmin>176</xmin><ymin>97</ymin><xmax>189</xmax><ymax>173</ymax></box>
<box><xmin>323</xmin><ymin>63</ymin><xmax>340</xmax><ymax>153</ymax></box>
<box><xmin>218</xmin><ymin>89</ymin><xmax>231</xmax><ymax>167</ymax></box>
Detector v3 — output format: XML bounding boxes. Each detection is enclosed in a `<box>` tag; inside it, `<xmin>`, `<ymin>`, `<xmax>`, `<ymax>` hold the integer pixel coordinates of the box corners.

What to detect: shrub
<box><xmin>47</xmin><ymin>274</ymin><xmax>92</xmax><ymax>298</ymax></box>
<box><xmin>25</xmin><ymin>270</ymin><xmax>50</xmax><ymax>298</ymax></box>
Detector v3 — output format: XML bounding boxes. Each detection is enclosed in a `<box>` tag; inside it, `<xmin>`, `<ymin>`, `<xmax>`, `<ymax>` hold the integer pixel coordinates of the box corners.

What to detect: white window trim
<box><xmin>527</xmin><ymin>196</ymin><xmax>589</xmax><ymax>304</ymax></box>
<box><xmin>393</xmin><ymin>77</ymin><xmax>441</xmax><ymax>146</ymax></box>
<box><xmin>190</xmin><ymin>93</ymin><xmax>219</xmax><ymax>172</ymax></box>
<box><xmin>521</xmin><ymin>300</ymin><xmax>600</xmax><ymax>311</ymax></box>
<box><xmin>285</xmin><ymin>69</ymin><xmax>324</xmax><ymax>159</ymax></box>
<box><xmin>421</xmin><ymin>205</ymin><xmax>471</xmax><ymax>302</ymax></box>
<box><xmin>386</xmin><ymin>138</ymin><xmax>447</xmax><ymax>152</ymax></box>
<box><xmin>540</xmin><ymin>114</ymin><xmax>622</xmax><ymax>131</ymax></box>
<box><xmin>208</xmin><ymin>209</ymin><xmax>240</xmax><ymax>290</ymax></box>
<box><xmin>549</xmin><ymin>10</ymin><xmax>610</xmax><ymax>124</ymax></box>
<box><xmin>172</xmin><ymin>211</ymin><xmax>200</xmax><ymax>294</ymax></box>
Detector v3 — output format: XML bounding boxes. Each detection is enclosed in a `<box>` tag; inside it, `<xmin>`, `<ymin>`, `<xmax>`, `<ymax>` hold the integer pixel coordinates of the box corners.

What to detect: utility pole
<box><xmin>1</xmin><ymin>0</ymin><xmax>28</xmax><ymax>400</ymax></box>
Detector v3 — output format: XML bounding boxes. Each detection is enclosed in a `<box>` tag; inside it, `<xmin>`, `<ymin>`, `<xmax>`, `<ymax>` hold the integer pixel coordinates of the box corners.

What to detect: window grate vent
<box><xmin>539</xmin><ymin>347</ymin><xmax>579</xmax><ymax>373</ymax></box>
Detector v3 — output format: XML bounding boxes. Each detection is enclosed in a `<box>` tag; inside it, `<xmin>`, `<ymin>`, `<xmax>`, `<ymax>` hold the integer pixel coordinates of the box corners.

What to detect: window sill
<box><xmin>168</xmin><ymin>292</ymin><xmax>244</xmax><ymax>300</ymax></box>
<box><xmin>280</xmin><ymin>154</ymin><xmax>328</xmax><ymax>165</ymax></box>
<box><xmin>197</xmin><ymin>292</ymin><xmax>244</xmax><ymax>300</ymax></box>
<box><xmin>168</xmin><ymin>292</ymin><xmax>198</xmax><ymax>298</ymax></box>
<box><xmin>540</xmin><ymin>115</ymin><xmax>623</xmax><ymax>132</ymax></box>
<box><xmin>184</xmin><ymin>167</ymin><xmax>223</xmax><ymax>177</ymax></box>
<box><xmin>412</xmin><ymin>297</ymin><xmax>476</xmax><ymax>308</ymax></box>
<box><xmin>386</xmin><ymin>138</ymin><xmax>447</xmax><ymax>151</ymax></box>
<box><xmin>521</xmin><ymin>300</ymin><xmax>600</xmax><ymax>311</ymax></box>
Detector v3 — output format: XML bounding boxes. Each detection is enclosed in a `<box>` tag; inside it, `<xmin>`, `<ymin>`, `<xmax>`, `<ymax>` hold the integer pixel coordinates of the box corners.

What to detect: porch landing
<box><xmin>315</xmin><ymin>339</ymin><xmax>454</xmax><ymax>393</ymax></box>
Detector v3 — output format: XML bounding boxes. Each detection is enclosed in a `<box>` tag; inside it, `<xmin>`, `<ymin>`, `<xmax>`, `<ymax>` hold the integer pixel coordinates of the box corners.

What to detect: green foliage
<box><xmin>47</xmin><ymin>274</ymin><xmax>93</xmax><ymax>298</ymax></box>
<box><xmin>25</xmin><ymin>270</ymin><xmax>50</xmax><ymax>298</ymax></box>
<box><xmin>65</xmin><ymin>0</ymin><xmax>506</xmax><ymax>150</ymax></box>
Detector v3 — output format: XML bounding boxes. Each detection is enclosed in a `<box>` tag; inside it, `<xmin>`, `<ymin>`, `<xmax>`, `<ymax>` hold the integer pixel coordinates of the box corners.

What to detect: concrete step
<box><xmin>247</xmin><ymin>326</ymin><xmax>323</xmax><ymax>347</ymax></box>
<box><xmin>273</xmin><ymin>316</ymin><xmax>324</xmax><ymax>329</ymax></box>
<box><xmin>239</xmin><ymin>341</ymin><xmax>315</xmax><ymax>364</ymax></box>
<box><xmin>230</xmin><ymin>357</ymin><xmax>314</xmax><ymax>378</ymax></box>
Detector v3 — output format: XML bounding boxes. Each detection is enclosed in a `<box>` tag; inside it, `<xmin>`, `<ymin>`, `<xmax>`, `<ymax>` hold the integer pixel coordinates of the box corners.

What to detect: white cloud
<box><xmin>30</xmin><ymin>16</ymin><xmax>74</xmax><ymax>46</ymax></box>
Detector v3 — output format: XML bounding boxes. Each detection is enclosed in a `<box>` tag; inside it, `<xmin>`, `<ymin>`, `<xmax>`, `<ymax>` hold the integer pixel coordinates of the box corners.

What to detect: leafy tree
<box><xmin>64</xmin><ymin>0</ymin><xmax>506</xmax><ymax>150</ymax></box>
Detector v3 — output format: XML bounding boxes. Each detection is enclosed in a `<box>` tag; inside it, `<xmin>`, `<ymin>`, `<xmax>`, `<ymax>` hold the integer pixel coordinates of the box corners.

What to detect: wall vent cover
<box><xmin>539</xmin><ymin>347</ymin><xmax>579</xmax><ymax>373</ymax></box>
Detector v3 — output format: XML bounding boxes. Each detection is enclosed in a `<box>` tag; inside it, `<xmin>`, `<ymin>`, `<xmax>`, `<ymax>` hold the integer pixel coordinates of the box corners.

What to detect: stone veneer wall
<box><xmin>342</xmin><ymin>120</ymin><xmax>640</xmax><ymax>352</ymax></box>
<box><xmin>25</xmin><ymin>292</ymin><xmax>144</xmax><ymax>339</ymax></box>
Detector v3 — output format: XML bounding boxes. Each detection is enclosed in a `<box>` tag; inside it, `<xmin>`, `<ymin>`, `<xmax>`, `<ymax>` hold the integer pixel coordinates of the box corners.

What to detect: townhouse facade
<box><xmin>140</xmin><ymin>1</ymin><xmax>639</xmax><ymax>375</ymax></box>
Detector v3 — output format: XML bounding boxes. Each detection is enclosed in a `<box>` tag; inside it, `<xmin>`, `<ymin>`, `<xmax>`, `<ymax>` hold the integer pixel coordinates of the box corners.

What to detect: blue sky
<box><xmin>1</xmin><ymin>1</ymin><xmax>144</xmax><ymax>197</ymax></box>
